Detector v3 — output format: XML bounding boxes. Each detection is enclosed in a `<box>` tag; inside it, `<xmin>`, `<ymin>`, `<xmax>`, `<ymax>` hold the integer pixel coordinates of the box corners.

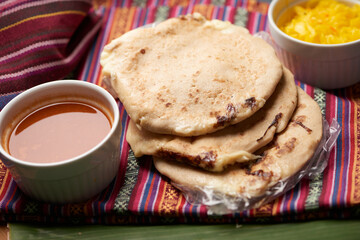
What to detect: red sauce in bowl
<box><xmin>7</xmin><ymin>101</ymin><xmax>112</xmax><ymax>164</ymax></box>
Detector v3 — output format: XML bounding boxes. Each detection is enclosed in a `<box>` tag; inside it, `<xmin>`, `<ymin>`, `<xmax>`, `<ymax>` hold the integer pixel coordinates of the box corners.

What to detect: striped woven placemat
<box><xmin>0</xmin><ymin>0</ymin><xmax>359</xmax><ymax>224</ymax></box>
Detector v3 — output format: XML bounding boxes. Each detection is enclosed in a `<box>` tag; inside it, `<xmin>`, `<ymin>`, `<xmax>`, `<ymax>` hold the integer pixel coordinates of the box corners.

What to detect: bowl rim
<box><xmin>268</xmin><ymin>0</ymin><xmax>360</xmax><ymax>48</ymax></box>
<box><xmin>0</xmin><ymin>80</ymin><xmax>120</xmax><ymax>169</ymax></box>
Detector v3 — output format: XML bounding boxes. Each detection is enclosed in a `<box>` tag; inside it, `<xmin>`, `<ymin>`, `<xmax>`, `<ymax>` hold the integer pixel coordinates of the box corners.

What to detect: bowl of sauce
<box><xmin>0</xmin><ymin>80</ymin><xmax>121</xmax><ymax>203</ymax></box>
<box><xmin>8</xmin><ymin>101</ymin><xmax>112</xmax><ymax>164</ymax></box>
<box><xmin>268</xmin><ymin>0</ymin><xmax>360</xmax><ymax>89</ymax></box>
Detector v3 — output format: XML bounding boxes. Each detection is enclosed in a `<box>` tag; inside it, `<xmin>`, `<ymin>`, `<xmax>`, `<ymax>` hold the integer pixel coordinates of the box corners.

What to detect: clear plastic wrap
<box><xmin>173</xmin><ymin>118</ymin><xmax>340</xmax><ymax>214</ymax></box>
<box><xmin>171</xmin><ymin>31</ymin><xmax>341</xmax><ymax>214</ymax></box>
<box><xmin>118</xmin><ymin>23</ymin><xmax>341</xmax><ymax>214</ymax></box>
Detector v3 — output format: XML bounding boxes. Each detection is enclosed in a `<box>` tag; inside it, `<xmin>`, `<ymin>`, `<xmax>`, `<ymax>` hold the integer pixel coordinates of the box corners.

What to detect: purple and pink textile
<box><xmin>0</xmin><ymin>0</ymin><xmax>359</xmax><ymax>224</ymax></box>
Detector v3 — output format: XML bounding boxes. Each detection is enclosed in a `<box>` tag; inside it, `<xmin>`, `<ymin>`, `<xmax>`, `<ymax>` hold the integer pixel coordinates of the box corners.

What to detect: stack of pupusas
<box><xmin>100</xmin><ymin>13</ymin><xmax>323</xmax><ymax>210</ymax></box>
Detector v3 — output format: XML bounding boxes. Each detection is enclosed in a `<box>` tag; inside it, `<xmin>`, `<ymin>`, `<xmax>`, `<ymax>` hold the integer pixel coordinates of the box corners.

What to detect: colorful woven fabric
<box><xmin>0</xmin><ymin>0</ymin><xmax>102</xmax><ymax>97</ymax></box>
<box><xmin>0</xmin><ymin>0</ymin><xmax>360</xmax><ymax>224</ymax></box>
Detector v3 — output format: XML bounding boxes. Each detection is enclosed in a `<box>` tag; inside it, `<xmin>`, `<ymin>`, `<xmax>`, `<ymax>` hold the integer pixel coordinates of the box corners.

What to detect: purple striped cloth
<box><xmin>0</xmin><ymin>0</ymin><xmax>102</xmax><ymax>95</ymax></box>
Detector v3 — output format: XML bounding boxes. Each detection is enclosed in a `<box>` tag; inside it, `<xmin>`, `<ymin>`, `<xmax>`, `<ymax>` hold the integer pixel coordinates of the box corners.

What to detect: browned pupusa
<box><xmin>100</xmin><ymin>13</ymin><xmax>283</xmax><ymax>137</ymax></box>
<box><xmin>126</xmin><ymin>68</ymin><xmax>297</xmax><ymax>172</ymax></box>
<box><xmin>153</xmin><ymin>87</ymin><xmax>323</xmax><ymax>198</ymax></box>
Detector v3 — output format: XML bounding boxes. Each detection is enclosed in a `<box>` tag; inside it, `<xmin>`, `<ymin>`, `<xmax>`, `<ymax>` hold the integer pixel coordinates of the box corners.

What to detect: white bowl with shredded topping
<box><xmin>268</xmin><ymin>0</ymin><xmax>360</xmax><ymax>89</ymax></box>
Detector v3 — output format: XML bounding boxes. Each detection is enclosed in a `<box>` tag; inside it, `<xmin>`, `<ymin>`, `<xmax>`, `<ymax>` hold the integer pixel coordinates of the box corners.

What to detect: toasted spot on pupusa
<box><xmin>126</xmin><ymin>68</ymin><xmax>297</xmax><ymax>172</ymax></box>
<box><xmin>100</xmin><ymin>13</ymin><xmax>283</xmax><ymax>136</ymax></box>
<box><xmin>153</xmin><ymin>87</ymin><xmax>323</xmax><ymax>198</ymax></box>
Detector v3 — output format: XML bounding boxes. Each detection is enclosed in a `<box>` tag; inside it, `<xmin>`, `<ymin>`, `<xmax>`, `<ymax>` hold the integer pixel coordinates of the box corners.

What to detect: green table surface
<box><xmin>9</xmin><ymin>220</ymin><xmax>360</xmax><ymax>240</ymax></box>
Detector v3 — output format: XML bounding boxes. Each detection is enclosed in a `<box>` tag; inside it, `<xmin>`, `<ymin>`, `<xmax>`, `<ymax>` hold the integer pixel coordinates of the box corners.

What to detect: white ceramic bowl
<box><xmin>0</xmin><ymin>80</ymin><xmax>121</xmax><ymax>203</ymax></box>
<box><xmin>268</xmin><ymin>0</ymin><xmax>360</xmax><ymax>89</ymax></box>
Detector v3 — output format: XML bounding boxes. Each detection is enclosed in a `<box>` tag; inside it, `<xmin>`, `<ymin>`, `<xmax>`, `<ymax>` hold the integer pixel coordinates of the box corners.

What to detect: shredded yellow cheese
<box><xmin>279</xmin><ymin>0</ymin><xmax>360</xmax><ymax>44</ymax></box>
